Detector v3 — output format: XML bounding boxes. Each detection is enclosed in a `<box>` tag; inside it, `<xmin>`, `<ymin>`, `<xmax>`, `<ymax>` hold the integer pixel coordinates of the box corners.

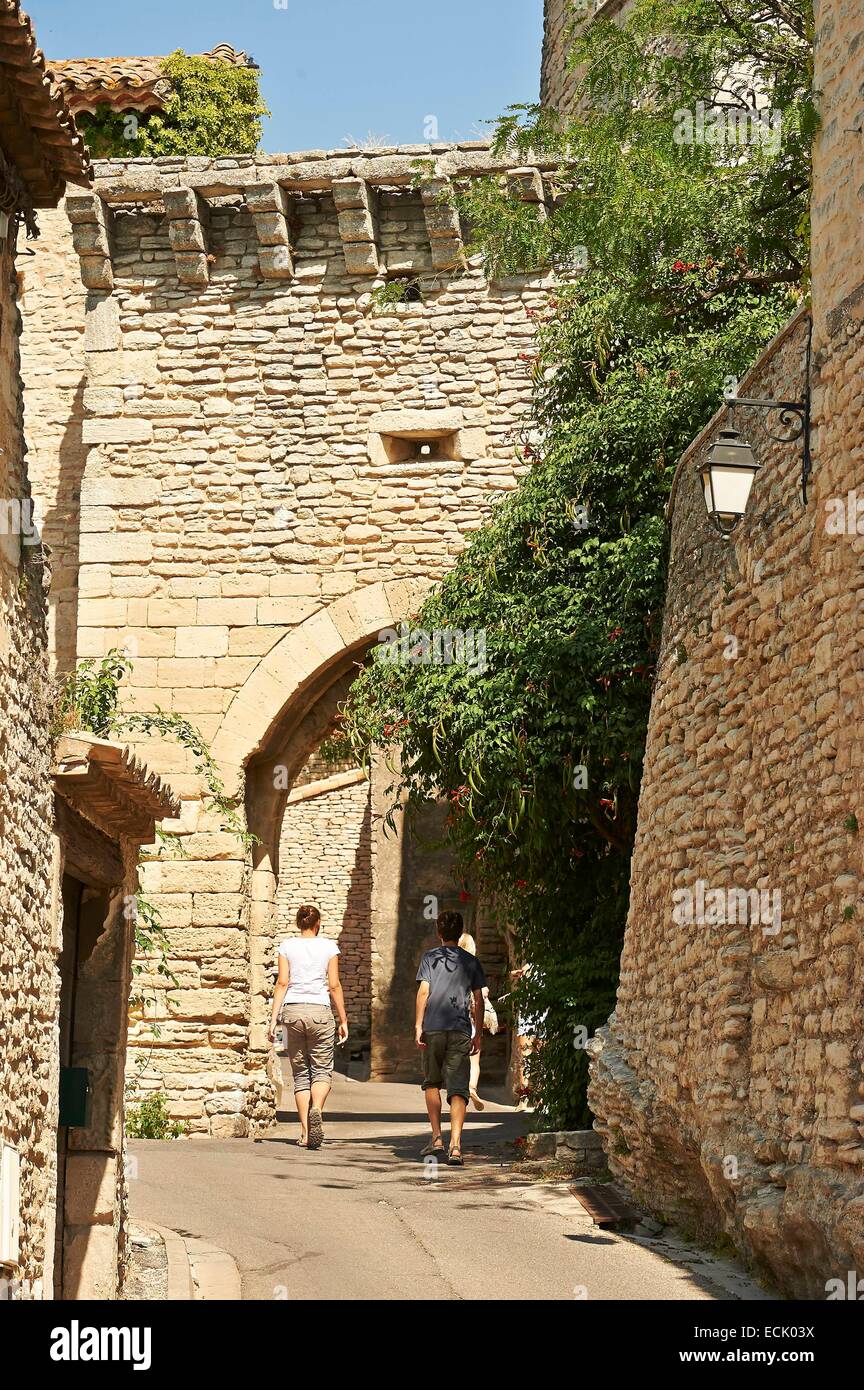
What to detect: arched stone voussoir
<box><xmin>211</xmin><ymin>580</ymin><xmax>434</xmax><ymax>789</ymax></box>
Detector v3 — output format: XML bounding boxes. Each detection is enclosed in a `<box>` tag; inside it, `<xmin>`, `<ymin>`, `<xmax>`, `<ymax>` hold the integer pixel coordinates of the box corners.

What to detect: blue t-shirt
<box><xmin>417</xmin><ymin>945</ymin><xmax>487</xmax><ymax>1035</ymax></box>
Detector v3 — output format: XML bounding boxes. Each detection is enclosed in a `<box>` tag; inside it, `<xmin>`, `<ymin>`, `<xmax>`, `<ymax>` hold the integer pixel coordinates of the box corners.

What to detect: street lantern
<box><xmin>698</xmin><ymin>427</ymin><xmax>761</xmax><ymax>537</ymax></box>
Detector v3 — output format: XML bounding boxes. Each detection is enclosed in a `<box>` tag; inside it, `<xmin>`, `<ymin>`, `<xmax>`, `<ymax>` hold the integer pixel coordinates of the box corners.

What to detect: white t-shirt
<box><xmin>278</xmin><ymin>936</ymin><xmax>339</xmax><ymax>1005</ymax></box>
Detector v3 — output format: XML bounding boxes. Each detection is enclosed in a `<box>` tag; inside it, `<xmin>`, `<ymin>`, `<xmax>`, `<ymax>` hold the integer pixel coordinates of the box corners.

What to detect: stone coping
<box><xmin>84</xmin><ymin>142</ymin><xmax>562</xmax><ymax>202</ymax></box>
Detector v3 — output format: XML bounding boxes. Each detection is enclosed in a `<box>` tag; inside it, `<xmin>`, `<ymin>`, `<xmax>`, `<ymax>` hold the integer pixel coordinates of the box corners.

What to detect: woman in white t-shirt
<box><xmin>268</xmin><ymin>905</ymin><xmax>349</xmax><ymax>1149</ymax></box>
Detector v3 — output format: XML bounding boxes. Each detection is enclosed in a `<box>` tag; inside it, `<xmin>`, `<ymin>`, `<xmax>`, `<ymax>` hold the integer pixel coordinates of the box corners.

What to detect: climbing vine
<box><xmin>54</xmin><ymin>650</ymin><xmax>257</xmax><ymax>1014</ymax></box>
<box><xmin>77</xmin><ymin>50</ymin><xmax>269</xmax><ymax>159</ymax></box>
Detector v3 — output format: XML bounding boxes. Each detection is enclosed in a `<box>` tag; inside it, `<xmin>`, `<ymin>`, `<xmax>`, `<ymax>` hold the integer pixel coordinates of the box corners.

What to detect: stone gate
<box><xmin>21</xmin><ymin>142</ymin><xmax>552</xmax><ymax>1132</ymax></box>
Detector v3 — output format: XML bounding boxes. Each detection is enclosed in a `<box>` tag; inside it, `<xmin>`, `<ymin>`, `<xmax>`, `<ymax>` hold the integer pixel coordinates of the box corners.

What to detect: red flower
<box><xmin>459</xmin><ymin>889</ymin><xmax>472</xmax><ymax>903</ymax></box>
<box><xmin>608</xmin><ymin>626</ymin><xmax>623</xmax><ymax>641</ymax></box>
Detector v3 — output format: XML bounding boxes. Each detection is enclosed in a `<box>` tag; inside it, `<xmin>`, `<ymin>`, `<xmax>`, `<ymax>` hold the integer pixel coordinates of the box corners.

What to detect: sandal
<box><xmin>421</xmin><ymin>1136</ymin><xmax>445</xmax><ymax>1157</ymax></box>
<box><xmin>447</xmin><ymin>1146</ymin><xmax>464</xmax><ymax>1167</ymax></box>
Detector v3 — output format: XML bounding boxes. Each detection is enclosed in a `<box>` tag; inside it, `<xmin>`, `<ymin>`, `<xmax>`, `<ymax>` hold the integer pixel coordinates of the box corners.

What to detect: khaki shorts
<box><xmin>420</xmin><ymin>1030</ymin><xmax>471</xmax><ymax>1101</ymax></box>
<box><xmin>280</xmin><ymin>1003</ymin><xmax>336</xmax><ymax>1092</ymax></box>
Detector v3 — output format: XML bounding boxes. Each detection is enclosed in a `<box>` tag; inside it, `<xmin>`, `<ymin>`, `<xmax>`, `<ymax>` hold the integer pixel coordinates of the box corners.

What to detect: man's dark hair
<box><xmin>436</xmin><ymin>910</ymin><xmax>463</xmax><ymax>943</ymax></box>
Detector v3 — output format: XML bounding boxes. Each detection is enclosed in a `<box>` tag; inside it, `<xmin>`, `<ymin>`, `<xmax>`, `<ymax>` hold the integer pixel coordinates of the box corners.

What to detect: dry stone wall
<box><xmin>0</xmin><ymin>236</ymin><xmax>58</xmax><ymax>1296</ymax></box>
<box><xmin>21</xmin><ymin>144</ymin><xmax>551</xmax><ymax>1132</ymax></box>
<box><xmin>588</xmin><ymin>0</ymin><xmax>864</xmax><ymax>1298</ymax></box>
<box><xmin>275</xmin><ymin>759</ymin><xmax>373</xmax><ymax>1048</ymax></box>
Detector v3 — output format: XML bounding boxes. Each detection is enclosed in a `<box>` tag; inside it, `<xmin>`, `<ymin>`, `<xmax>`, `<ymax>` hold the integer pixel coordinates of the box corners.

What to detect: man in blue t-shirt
<box><xmin>415</xmin><ymin>910</ymin><xmax>486</xmax><ymax>1166</ymax></box>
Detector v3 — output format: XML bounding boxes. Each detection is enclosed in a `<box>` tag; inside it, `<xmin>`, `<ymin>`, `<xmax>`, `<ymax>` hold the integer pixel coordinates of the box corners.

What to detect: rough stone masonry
<box><xmin>20</xmin><ymin>143</ymin><xmax>555</xmax><ymax>1133</ymax></box>
<box><xmin>587</xmin><ymin>0</ymin><xmax>864</xmax><ymax>1299</ymax></box>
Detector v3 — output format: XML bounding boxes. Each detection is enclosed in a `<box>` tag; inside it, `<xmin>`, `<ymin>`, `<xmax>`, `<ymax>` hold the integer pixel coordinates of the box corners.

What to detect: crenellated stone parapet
<box><xmin>65</xmin><ymin>143</ymin><xmax>560</xmax><ymax>291</ymax></box>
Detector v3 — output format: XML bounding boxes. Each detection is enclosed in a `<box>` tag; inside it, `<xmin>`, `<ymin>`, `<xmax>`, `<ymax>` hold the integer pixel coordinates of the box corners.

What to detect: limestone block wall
<box><xmin>20</xmin><ymin>145</ymin><xmax>550</xmax><ymax>1132</ymax></box>
<box><xmin>0</xmin><ymin>236</ymin><xmax>58</xmax><ymax>1296</ymax></box>
<box><xmin>17</xmin><ymin>211</ymin><xmax>87</xmax><ymax>674</ymax></box>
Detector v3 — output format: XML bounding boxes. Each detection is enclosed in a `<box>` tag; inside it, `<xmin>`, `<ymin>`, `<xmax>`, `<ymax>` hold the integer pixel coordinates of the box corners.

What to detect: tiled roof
<box><xmin>54</xmin><ymin>735</ymin><xmax>181</xmax><ymax>844</ymax></box>
<box><xmin>48</xmin><ymin>44</ymin><xmax>258</xmax><ymax>116</ymax></box>
<box><xmin>0</xmin><ymin>0</ymin><xmax>91</xmax><ymax>205</ymax></box>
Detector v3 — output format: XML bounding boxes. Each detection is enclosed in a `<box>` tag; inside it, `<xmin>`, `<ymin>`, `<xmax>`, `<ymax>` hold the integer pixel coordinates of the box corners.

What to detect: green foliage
<box><xmin>77</xmin><ymin>51</ymin><xmax>269</xmax><ymax>159</ymax></box>
<box><xmin>53</xmin><ymin>650</ymin><xmax>130</xmax><ymax>738</ymax></box>
<box><xmin>76</xmin><ymin>109</ymin><xmax>144</xmax><ymax>160</ymax></box>
<box><xmin>129</xmin><ymin>894</ymin><xmax>178</xmax><ymax>1012</ymax></box>
<box><xmin>125</xmin><ymin>1092</ymin><xmax>187</xmax><ymax>1140</ymax></box>
<box><xmin>337</xmin><ymin>0</ymin><xmax>813</xmax><ymax>1127</ymax></box>
<box><xmin>368</xmin><ymin>278</ymin><xmax>423</xmax><ymax>315</ymax></box>
<box><xmin>54</xmin><ymin>650</ymin><xmax>255</xmax><ymax>849</ymax></box>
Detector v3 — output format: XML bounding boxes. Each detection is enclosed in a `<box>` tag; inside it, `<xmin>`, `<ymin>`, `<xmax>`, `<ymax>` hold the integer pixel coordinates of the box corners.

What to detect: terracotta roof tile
<box><xmin>48</xmin><ymin>45</ymin><xmax>258</xmax><ymax>116</ymax></box>
<box><xmin>0</xmin><ymin>0</ymin><xmax>91</xmax><ymax>204</ymax></box>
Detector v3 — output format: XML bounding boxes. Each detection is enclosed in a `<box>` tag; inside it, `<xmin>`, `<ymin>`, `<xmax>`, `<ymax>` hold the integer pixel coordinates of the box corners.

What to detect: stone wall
<box><xmin>0</xmin><ymin>233</ymin><xmax>58</xmax><ymax>1296</ymax></box>
<box><xmin>541</xmin><ymin>0</ymin><xmax>635</xmax><ymax>117</ymax></box>
<box><xmin>588</xmin><ymin>0</ymin><xmax>864</xmax><ymax>1300</ymax></box>
<box><xmin>275</xmin><ymin>759</ymin><xmax>374</xmax><ymax>1047</ymax></box>
<box><xmin>21</xmin><ymin>144</ymin><xmax>551</xmax><ymax>1131</ymax></box>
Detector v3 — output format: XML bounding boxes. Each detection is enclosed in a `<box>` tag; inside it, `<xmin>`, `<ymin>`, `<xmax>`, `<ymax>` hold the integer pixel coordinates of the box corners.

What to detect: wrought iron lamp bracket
<box><xmin>722</xmin><ymin>322</ymin><xmax>814</xmax><ymax>503</ymax></box>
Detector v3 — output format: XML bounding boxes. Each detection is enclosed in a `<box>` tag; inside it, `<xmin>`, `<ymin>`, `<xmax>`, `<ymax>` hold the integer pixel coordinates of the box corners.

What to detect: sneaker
<box><xmin>307</xmin><ymin>1106</ymin><xmax>324</xmax><ymax>1150</ymax></box>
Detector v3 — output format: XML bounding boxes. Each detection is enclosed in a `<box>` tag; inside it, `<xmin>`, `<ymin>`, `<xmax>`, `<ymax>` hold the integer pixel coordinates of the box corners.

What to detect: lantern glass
<box><xmin>699</xmin><ymin>428</ymin><xmax>760</xmax><ymax>535</ymax></box>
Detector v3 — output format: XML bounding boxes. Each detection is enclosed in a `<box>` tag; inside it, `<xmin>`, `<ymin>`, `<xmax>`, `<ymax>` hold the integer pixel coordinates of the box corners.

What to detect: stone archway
<box><xmin>215</xmin><ymin>579</ymin><xmax>437</xmax><ymax>1127</ymax></box>
<box><xmin>130</xmin><ymin>578</ymin><xmax>508</xmax><ymax>1133</ymax></box>
<box><xmin>210</xmin><ymin>578</ymin><xmax>433</xmax><ymax>791</ymax></box>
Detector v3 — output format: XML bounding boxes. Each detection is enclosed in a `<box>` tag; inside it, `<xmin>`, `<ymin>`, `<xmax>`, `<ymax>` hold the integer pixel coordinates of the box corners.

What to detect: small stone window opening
<box><xmin>380</xmin><ymin>430</ymin><xmax>460</xmax><ymax>464</ymax></box>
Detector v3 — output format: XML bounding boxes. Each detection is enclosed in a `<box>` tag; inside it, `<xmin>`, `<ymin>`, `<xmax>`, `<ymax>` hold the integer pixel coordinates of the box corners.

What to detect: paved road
<box><xmin>129</xmin><ymin>1075</ymin><xmax>766</xmax><ymax>1301</ymax></box>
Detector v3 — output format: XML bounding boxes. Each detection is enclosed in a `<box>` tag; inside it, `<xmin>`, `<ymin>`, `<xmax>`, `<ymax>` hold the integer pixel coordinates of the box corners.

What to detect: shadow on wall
<box><xmin>40</xmin><ymin>376</ymin><xmax>86</xmax><ymax>674</ymax></box>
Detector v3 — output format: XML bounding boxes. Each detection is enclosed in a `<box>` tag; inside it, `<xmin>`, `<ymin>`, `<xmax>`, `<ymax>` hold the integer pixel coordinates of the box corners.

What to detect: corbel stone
<box><xmin>509</xmin><ymin>167</ymin><xmax>548</xmax><ymax>222</ymax></box>
<box><xmin>67</xmin><ymin>192</ymin><xmax>115</xmax><ymax>292</ymax></box>
<box><xmin>332</xmin><ymin>177</ymin><xmax>379</xmax><ymax>276</ymax></box>
<box><xmin>420</xmin><ymin>177</ymin><xmax>464</xmax><ymax>272</ymax></box>
<box><xmin>245</xmin><ymin>182</ymin><xmax>295</xmax><ymax>281</ymax></box>
<box><xmin>163</xmin><ymin>187</ymin><xmax>210</xmax><ymax>287</ymax></box>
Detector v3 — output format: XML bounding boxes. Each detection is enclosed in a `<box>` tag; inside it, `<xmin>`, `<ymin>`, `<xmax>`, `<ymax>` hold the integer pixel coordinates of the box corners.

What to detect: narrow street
<box><xmin>128</xmin><ymin>1077</ymin><xmax>768</xmax><ymax>1302</ymax></box>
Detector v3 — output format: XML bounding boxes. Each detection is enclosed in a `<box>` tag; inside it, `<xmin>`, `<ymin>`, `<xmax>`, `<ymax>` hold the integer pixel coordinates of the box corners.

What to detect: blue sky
<box><xmin>29</xmin><ymin>0</ymin><xmax>544</xmax><ymax>152</ymax></box>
